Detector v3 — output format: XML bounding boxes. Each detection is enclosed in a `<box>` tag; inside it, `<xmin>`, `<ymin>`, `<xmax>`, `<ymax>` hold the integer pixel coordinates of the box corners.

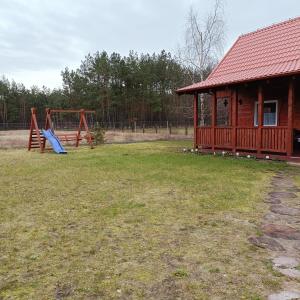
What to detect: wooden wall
<box><xmin>293</xmin><ymin>77</ymin><xmax>300</xmax><ymax>129</ymax></box>
<box><xmin>213</xmin><ymin>79</ymin><xmax>294</xmax><ymax>127</ymax></box>
<box><xmin>236</xmin><ymin>86</ymin><xmax>257</xmax><ymax>127</ymax></box>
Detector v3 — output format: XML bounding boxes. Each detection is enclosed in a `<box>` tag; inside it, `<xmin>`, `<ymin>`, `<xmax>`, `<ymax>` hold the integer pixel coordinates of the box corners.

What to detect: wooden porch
<box><xmin>193</xmin><ymin>79</ymin><xmax>296</xmax><ymax>158</ymax></box>
<box><xmin>196</xmin><ymin>126</ymin><xmax>288</xmax><ymax>154</ymax></box>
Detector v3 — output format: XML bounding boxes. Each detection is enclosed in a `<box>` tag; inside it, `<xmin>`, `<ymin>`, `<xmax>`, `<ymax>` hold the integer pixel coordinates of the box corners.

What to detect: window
<box><xmin>254</xmin><ymin>100</ymin><xmax>278</xmax><ymax>126</ymax></box>
<box><xmin>198</xmin><ymin>94</ymin><xmax>211</xmax><ymax>126</ymax></box>
<box><xmin>217</xmin><ymin>97</ymin><xmax>229</xmax><ymax>126</ymax></box>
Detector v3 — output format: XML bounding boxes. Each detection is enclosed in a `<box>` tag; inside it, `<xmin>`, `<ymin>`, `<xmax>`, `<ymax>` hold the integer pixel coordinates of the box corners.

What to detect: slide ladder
<box><xmin>28</xmin><ymin>108</ymin><xmax>45</xmax><ymax>152</ymax></box>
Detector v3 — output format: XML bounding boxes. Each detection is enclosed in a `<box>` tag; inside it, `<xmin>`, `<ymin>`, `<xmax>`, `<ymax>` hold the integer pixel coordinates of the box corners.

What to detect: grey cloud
<box><xmin>0</xmin><ymin>0</ymin><xmax>299</xmax><ymax>88</ymax></box>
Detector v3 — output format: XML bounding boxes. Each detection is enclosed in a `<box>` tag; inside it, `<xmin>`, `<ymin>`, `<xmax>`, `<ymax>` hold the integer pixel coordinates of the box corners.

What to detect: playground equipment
<box><xmin>42</xmin><ymin>129</ymin><xmax>67</xmax><ymax>154</ymax></box>
<box><xmin>28</xmin><ymin>107</ymin><xmax>95</xmax><ymax>153</ymax></box>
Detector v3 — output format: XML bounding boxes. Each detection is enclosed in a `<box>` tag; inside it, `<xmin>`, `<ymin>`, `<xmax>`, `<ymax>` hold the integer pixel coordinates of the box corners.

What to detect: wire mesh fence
<box><xmin>0</xmin><ymin>123</ymin><xmax>30</xmax><ymax>130</ymax></box>
<box><xmin>0</xmin><ymin>121</ymin><xmax>194</xmax><ymax>136</ymax></box>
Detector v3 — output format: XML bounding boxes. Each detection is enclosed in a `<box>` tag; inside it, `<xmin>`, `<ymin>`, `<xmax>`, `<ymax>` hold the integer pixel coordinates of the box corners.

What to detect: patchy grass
<box><xmin>0</xmin><ymin>141</ymin><xmax>286</xmax><ymax>299</ymax></box>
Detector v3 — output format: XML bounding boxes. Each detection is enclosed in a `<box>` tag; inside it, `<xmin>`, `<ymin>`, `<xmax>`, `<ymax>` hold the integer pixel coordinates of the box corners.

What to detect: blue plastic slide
<box><xmin>42</xmin><ymin>129</ymin><xmax>67</xmax><ymax>154</ymax></box>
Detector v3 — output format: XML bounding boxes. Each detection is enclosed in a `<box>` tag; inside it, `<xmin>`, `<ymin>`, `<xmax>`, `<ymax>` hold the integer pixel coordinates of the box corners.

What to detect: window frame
<box><xmin>254</xmin><ymin>99</ymin><xmax>278</xmax><ymax>127</ymax></box>
<box><xmin>216</xmin><ymin>97</ymin><xmax>230</xmax><ymax>127</ymax></box>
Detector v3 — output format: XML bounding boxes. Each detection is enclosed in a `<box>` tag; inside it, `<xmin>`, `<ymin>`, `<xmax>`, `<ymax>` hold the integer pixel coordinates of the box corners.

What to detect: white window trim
<box><xmin>254</xmin><ymin>100</ymin><xmax>278</xmax><ymax>127</ymax></box>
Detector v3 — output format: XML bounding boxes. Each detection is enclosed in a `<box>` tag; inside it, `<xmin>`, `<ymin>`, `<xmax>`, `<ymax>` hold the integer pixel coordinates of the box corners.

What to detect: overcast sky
<box><xmin>0</xmin><ymin>0</ymin><xmax>299</xmax><ymax>89</ymax></box>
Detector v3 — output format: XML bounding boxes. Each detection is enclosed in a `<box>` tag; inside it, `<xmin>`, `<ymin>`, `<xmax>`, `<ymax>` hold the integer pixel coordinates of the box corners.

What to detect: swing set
<box><xmin>28</xmin><ymin>107</ymin><xmax>95</xmax><ymax>153</ymax></box>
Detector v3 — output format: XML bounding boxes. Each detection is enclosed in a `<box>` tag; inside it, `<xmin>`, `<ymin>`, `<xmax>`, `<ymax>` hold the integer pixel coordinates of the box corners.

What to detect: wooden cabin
<box><xmin>177</xmin><ymin>17</ymin><xmax>300</xmax><ymax>160</ymax></box>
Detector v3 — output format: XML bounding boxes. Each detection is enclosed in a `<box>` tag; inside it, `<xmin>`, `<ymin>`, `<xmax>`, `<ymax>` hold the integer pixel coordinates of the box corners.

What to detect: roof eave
<box><xmin>176</xmin><ymin>71</ymin><xmax>300</xmax><ymax>95</ymax></box>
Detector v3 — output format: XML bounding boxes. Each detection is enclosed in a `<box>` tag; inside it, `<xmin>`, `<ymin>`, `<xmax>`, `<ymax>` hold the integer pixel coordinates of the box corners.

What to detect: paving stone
<box><xmin>271</xmin><ymin>184</ymin><xmax>295</xmax><ymax>190</ymax></box>
<box><xmin>264</xmin><ymin>213</ymin><xmax>281</xmax><ymax>222</ymax></box>
<box><xmin>287</xmin><ymin>187</ymin><xmax>300</xmax><ymax>193</ymax></box>
<box><xmin>268</xmin><ymin>192</ymin><xmax>297</xmax><ymax>199</ymax></box>
<box><xmin>265</xmin><ymin>173</ymin><xmax>300</xmax><ymax>299</ymax></box>
<box><xmin>273</xmin><ymin>256</ymin><xmax>299</xmax><ymax>269</ymax></box>
<box><xmin>268</xmin><ymin>291</ymin><xmax>300</xmax><ymax>300</ymax></box>
<box><xmin>271</xmin><ymin>179</ymin><xmax>295</xmax><ymax>189</ymax></box>
<box><xmin>263</xmin><ymin>217</ymin><xmax>300</xmax><ymax>227</ymax></box>
<box><xmin>270</xmin><ymin>205</ymin><xmax>300</xmax><ymax>216</ymax></box>
<box><xmin>265</xmin><ymin>198</ymin><xmax>282</xmax><ymax>204</ymax></box>
<box><xmin>294</xmin><ymin>242</ymin><xmax>300</xmax><ymax>251</ymax></box>
<box><xmin>262</xmin><ymin>224</ymin><xmax>300</xmax><ymax>240</ymax></box>
<box><xmin>248</xmin><ymin>236</ymin><xmax>285</xmax><ymax>251</ymax></box>
<box><xmin>276</xmin><ymin>268</ymin><xmax>300</xmax><ymax>279</ymax></box>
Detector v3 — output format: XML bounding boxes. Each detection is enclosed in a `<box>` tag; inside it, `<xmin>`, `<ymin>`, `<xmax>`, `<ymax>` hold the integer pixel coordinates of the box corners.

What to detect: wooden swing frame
<box><xmin>28</xmin><ymin>107</ymin><xmax>95</xmax><ymax>152</ymax></box>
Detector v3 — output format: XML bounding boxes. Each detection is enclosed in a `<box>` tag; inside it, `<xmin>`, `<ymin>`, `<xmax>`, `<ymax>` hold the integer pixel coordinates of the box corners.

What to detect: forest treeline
<box><xmin>0</xmin><ymin>50</ymin><xmax>207</xmax><ymax>128</ymax></box>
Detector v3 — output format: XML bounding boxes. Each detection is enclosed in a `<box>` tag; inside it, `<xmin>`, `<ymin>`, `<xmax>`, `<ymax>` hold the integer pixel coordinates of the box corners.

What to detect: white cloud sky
<box><xmin>0</xmin><ymin>0</ymin><xmax>299</xmax><ymax>89</ymax></box>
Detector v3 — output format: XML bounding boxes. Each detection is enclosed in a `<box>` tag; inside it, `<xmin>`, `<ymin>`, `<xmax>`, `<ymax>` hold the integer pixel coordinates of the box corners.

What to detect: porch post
<box><xmin>287</xmin><ymin>79</ymin><xmax>295</xmax><ymax>157</ymax></box>
<box><xmin>211</xmin><ymin>91</ymin><xmax>217</xmax><ymax>151</ymax></box>
<box><xmin>257</xmin><ymin>84</ymin><xmax>263</xmax><ymax>154</ymax></box>
<box><xmin>193</xmin><ymin>93</ymin><xmax>198</xmax><ymax>149</ymax></box>
<box><xmin>232</xmin><ymin>88</ymin><xmax>238</xmax><ymax>152</ymax></box>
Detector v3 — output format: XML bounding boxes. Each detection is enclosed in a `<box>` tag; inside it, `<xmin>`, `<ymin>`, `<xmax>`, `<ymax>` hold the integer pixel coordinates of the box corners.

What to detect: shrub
<box><xmin>92</xmin><ymin>123</ymin><xmax>105</xmax><ymax>145</ymax></box>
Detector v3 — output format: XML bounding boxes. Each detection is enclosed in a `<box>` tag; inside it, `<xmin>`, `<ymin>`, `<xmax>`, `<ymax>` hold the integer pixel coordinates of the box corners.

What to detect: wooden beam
<box><xmin>28</xmin><ymin>107</ymin><xmax>43</xmax><ymax>153</ymax></box>
<box><xmin>287</xmin><ymin>79</ymin><xmax>295</xmax><ymax>156</ymax></box>
<box><xmin>211</xmin><ymin>92</ymin><xmax>217</xmax><ymax>151</ymax></box>
<box><xmin>193</xmin><ymin>93</ymin><xmax>198</xmax><ymax>149</ymax></box>
<box><xmin>257</xmin><ymin>85</ymin><xmax>263</xmax><ymax>154</ymax></box>
<box><xmin>76</xmin><ymin>110</ymin><xmax>84</xmax><ymax>147</ymax></box>
<box><xmin>232</xmin><ymin>89</ymin><xmax>238</xmax><ymax>152</ymax></box>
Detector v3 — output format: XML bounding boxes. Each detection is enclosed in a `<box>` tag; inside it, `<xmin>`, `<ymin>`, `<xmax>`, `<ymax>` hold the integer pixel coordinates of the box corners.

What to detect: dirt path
<box><xmin>249</xmin><ymin>169</ymin><xmax>300</xmax><ymax>299</ymax></box>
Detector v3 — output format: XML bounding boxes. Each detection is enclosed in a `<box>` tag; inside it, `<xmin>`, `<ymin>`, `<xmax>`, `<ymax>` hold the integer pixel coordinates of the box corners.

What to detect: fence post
<box><xmin>169</xmin><ymin>123</ymin><xmax>172</xmax><ymax>135</ymax></box>
<box><xmin>185</xmin><ymin>125</ymin><xmax>188</xmax><ymax>136</ymax></box>
<box><xmin>155</xmin><ymin>125</ymin><xmax>158</xmax><ymax>134</ymax></box>
<box><xmin>143</xmin><ymin>123</ymin><xmax>145</xmax><ymax>134</ymax></box>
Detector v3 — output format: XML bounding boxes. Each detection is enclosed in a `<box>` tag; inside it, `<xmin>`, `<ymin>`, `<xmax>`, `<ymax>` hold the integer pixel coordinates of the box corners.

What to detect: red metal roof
<box><xmin>177</xmin><ymin>17</ymin><xmax>300</xmax><ymax>94</ymax></box>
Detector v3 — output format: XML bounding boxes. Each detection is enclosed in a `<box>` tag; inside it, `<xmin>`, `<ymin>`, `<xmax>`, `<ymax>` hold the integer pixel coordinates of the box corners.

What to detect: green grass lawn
<box><xmin>0</xmin><ymin>141</ymin><xmax>287</xmax><ymax>299</ymax></box>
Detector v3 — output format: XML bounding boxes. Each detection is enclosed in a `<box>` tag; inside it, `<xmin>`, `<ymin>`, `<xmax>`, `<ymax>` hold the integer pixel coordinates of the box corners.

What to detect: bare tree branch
<box><xmin>177</xmin><ymin>0</ymin><xmax>226</xmax><ymax>83</ymax></box>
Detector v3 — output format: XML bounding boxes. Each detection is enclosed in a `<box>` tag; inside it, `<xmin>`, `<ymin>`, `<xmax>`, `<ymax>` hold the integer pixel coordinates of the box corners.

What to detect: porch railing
<box><xmin>236</xmin><ymin>127</ymin><xmax>257</xmax><ymax>150</ymax></box>
<box><xmin>196</xmin><ymin>126</ymin><xmax>288</xmax><ymax>154</ymax></box>
<box><xmin>261</xmin><ymin>127</ymin><xmax>287</xmax><ymax>153</ymax></box>
<box><xmin>215</xmin><ymin>127</ymin><xmax>232</xmax><ymax>148</ymax></box>
<box><xmin>196</xmin><ymin>127</ymin><xmax>212</xmax><ymax>147</ymax></box>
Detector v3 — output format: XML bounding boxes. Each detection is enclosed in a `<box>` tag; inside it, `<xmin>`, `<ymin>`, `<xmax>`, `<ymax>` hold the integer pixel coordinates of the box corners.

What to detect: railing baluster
<box><xmin>197</xmin><ymin>127</ymin><xmax>287</xmax><ymax>154</ymax></box>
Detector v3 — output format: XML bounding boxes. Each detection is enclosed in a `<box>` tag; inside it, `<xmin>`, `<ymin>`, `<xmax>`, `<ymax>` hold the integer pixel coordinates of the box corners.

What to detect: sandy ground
<box><xmin>0</xmin><ymin>130</ymin><xmax>193</xmax><ymax>149</ymax></box>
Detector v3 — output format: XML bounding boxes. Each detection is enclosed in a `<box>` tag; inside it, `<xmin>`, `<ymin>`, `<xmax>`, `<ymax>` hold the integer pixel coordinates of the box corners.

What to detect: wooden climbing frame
<box><xmin>28</xmin><ymin>107</ymin><xmax>45</xmax><ymax>152</ymax></box>
<box><xmin>28</xmin><ymin>107</ymin><xmax>95</xmax><ymax>152</ymax></box>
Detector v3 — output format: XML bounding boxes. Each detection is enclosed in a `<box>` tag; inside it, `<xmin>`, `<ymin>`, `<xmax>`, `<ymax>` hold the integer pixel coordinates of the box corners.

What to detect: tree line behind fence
<box><xmin>0</xmin><ymin>119</ymin><xmax>193</xmax><ymax>136</ymax></box>
<box><xmin>0</xmin><ymin>51</ymin><xmax>196</xmax><ymax>129</ymax></box>
<box><xmin>0</xmin><ymin>1</ymin><xmax>225</xmax><ymax>133</ymax></box>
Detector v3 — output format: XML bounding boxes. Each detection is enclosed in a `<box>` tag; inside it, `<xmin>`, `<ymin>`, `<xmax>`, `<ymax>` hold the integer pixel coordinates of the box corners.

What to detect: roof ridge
<box><xmin>240</xmin><ymin>16</ymin><xmax>300</xmax><ymax>38</ymax></box>
<box><xmin>207</xmin><ymin>17</ymin><xmax>300</xmax><ymax>81</ymax></box>
<box><xmin>176</xmin><ymin>16</ymin><xmax>300</xmax><ymax>94</ymax></box>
